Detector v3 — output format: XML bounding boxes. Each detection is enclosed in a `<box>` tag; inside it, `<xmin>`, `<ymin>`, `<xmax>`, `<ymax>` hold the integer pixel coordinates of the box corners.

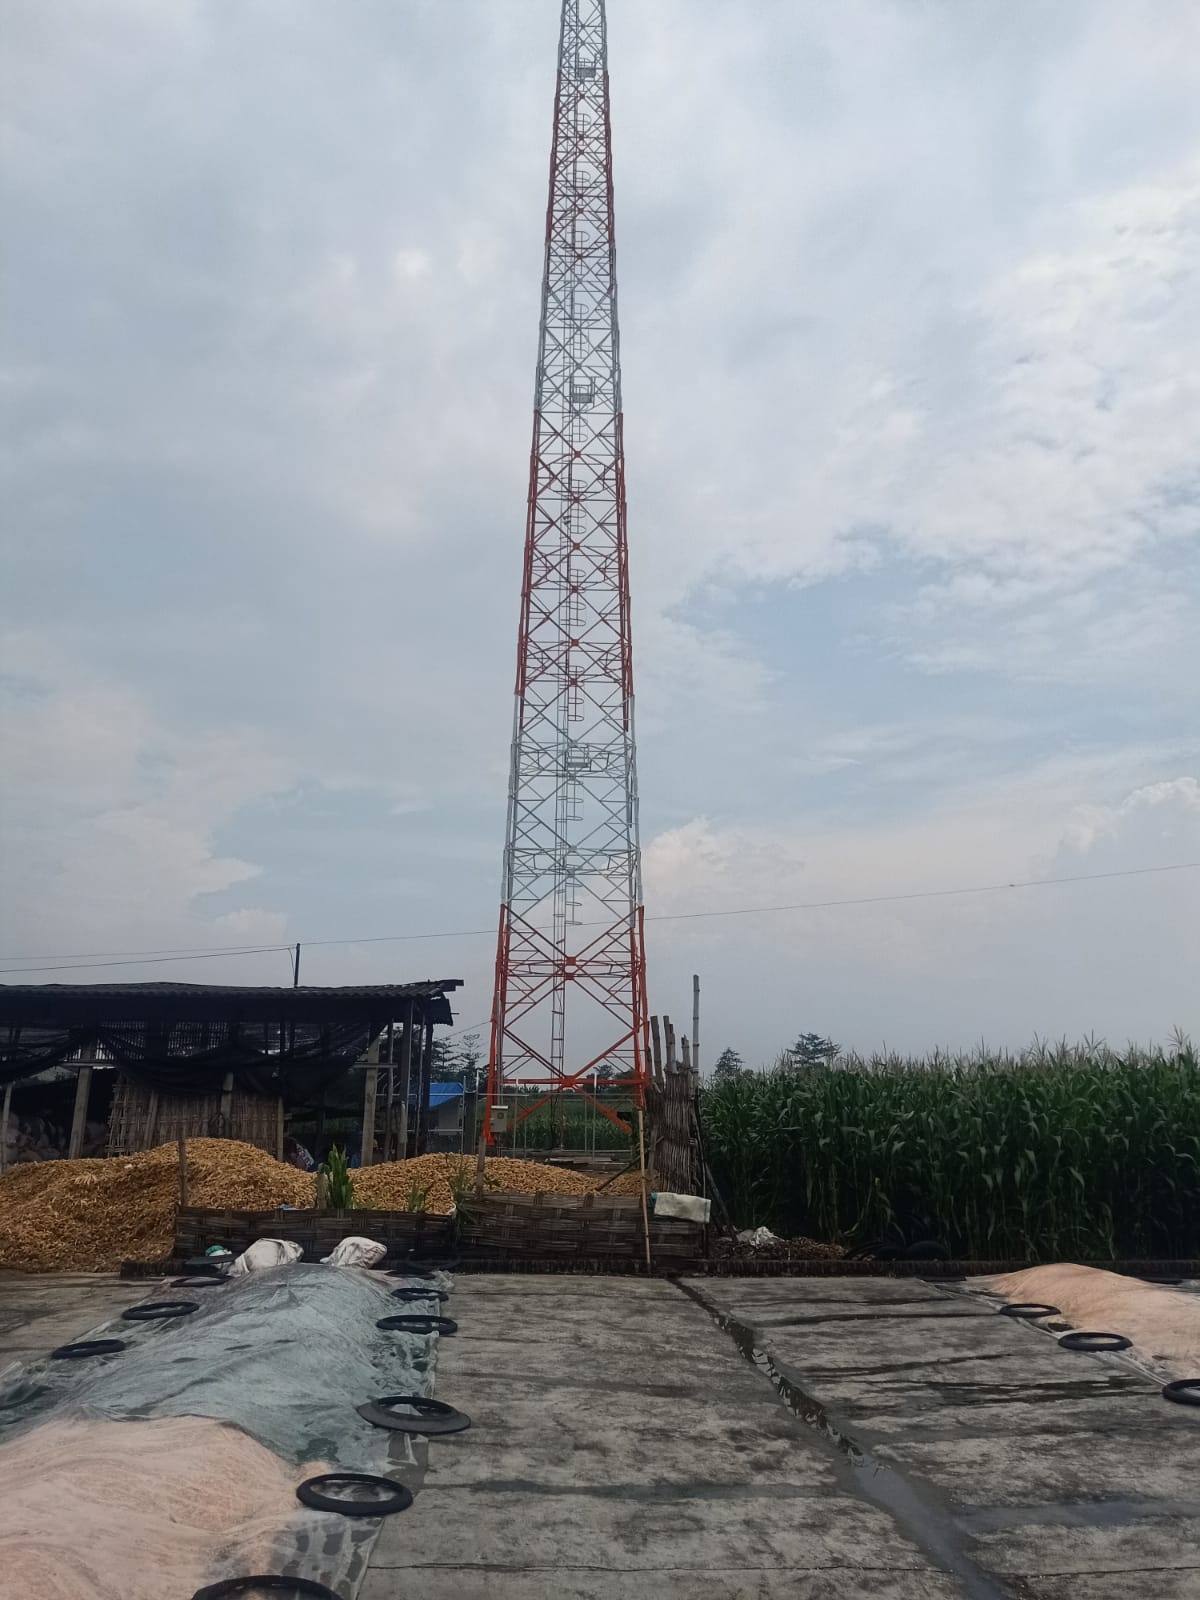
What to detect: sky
<box><xmin>1</xmin><ymin>0</ymin><xmax>1198</xmax><ymax>1066</ymax></box>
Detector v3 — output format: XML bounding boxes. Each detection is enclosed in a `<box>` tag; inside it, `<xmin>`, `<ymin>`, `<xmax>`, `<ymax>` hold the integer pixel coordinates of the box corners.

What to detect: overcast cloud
<box><xmin>2</xmin><ymin>0</ymin><xmax>1198</xmax><ymax>1063</ymax></box>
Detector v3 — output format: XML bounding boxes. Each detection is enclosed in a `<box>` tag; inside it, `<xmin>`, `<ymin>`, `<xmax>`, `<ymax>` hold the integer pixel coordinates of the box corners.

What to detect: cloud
<box><xmin>1</xmin><ymin>0</ymin><xmax>1197</xmax><ymax>1058</ymax></box>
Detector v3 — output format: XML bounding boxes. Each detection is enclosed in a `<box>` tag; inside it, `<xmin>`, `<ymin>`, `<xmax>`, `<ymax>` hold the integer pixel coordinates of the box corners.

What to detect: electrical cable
<box><xmin>1</xmin><ymin>860</ymin><xmax>1195</xmax><ymax>975</ymax></box>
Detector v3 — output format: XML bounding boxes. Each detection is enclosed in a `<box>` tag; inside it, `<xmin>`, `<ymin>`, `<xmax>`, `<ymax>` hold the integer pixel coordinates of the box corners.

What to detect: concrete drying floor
<box><xmin>366</xmin><ymin>1273</ymin><xmax>1200</xmax><ymax>1600</ymax></box>
<box><xmin>1</xmin><ymin>1270</ymin><xmax>1196</xmax><ymax>1598</ymax></box>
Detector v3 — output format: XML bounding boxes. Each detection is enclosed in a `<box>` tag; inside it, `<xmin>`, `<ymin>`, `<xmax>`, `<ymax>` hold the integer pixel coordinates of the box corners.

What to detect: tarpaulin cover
<box><xmin>0</xmin><ymin>1262</ymin><xmax>454</xmax><ymax>1597</ymax></box>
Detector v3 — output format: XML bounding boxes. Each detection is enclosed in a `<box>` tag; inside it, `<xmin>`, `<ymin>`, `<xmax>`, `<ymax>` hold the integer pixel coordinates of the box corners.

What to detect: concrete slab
<box><xmin>683</xmin><ymin>1275</ymin><xmax>1200</xmax><ymax>1597</ymax></box>
<box><xmin>366</xmin><ymin>1276</ymin><xmax>956</xmax><ymax>1598</ymax></box>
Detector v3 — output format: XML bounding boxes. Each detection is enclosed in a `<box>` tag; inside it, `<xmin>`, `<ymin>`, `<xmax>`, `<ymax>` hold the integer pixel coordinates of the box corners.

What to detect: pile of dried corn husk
<box><xmin>0</xmin><ymin>1139</ymin><xmax>314</xmax><ymax>1273</ymax></box>
<box><xmin>353</xmin><ymin>1153</ymin><xmax>643</xmax><ymax>1213</ymax></box>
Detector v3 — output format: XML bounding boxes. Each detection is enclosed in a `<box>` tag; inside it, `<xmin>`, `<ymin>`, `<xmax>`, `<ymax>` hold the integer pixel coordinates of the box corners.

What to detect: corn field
<box><xmin>701</xmin><ymin>1039</ymin><xmax>1200</xmax><ymax>1260</ymax></box>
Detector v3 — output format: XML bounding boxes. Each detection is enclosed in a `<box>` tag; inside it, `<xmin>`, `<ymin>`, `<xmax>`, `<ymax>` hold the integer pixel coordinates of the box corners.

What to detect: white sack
<box><xmin>321</xmin><ymin>1235</ymin><xmax>386</xmax><ymax>1269</ymax></box>
<box><xmin>652</xmin><ymin>1192</ymin><xmax>712</xmax><ymax>1223</ymax></box>
<box><xmin>228</xmin><ymin>1238</ymin><xmax>303</xmax><ymax>1276</ymax></box>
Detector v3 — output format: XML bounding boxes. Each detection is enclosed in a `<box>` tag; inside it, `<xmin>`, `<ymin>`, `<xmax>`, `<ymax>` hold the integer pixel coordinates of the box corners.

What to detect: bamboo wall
<box><xmin>107</xmin><ymin>1074</ymin><xmax>283</xmax><ymax>1157</ymax></box>
<box><xmin>645</xmin><ymin>1013</ymin><xmax>701</xmax><ymax>1196</ymax></box>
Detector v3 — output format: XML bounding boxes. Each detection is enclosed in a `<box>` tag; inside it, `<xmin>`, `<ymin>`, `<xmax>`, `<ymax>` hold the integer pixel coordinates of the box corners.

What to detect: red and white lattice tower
<box><xmin>485</xmin><ymin>0</ymin><xmax>648</xmax><ymax>1142</ymax></box>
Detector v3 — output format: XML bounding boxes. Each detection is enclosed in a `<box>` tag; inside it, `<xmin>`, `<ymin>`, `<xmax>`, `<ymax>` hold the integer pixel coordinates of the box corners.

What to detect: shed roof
<box><xmin>0</xmin><ymin>980</ymin><xmax>463</xmax><ymax>1031</ymax></box>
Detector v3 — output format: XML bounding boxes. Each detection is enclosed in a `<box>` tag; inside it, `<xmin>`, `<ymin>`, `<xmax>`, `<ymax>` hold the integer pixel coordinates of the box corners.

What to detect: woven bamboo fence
<box><xmin>170</xmin><ymin>1194</ymin><xmax>701</xmax><ymax>1269</ymax></box>
<box><xmin>173</xmin><ymin>1205</ymin><xmax>454</xmax><ymax>1262</ymax></box>
<box><xmin>463</xmin><ymin>1191</ymin><xmax>703</xmax><ymax>1266</ymax></box>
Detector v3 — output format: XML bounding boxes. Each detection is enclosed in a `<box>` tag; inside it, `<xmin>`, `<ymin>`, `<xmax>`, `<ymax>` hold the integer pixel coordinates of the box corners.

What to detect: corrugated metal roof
<box><xmin>0</xmin><ymin>980</ymin><xmax>464</xmax><ymax>1030</ymax></box>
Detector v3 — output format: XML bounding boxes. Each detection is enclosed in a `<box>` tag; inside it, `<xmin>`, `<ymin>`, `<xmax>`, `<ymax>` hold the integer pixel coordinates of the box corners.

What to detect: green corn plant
<box><xmin>318</xmin><ymin>1145</ymin><xmax>355</xmax><ymax>1212</ymax></box>
<box><xmin>700</xmin><ymin>1036</ymin><xmax>1199</xmax><ymax>1260</ymax></box>
<box><xmin>404</xmin><ymin>1181</ymin><xmax>431</xmax><ymax>1214</ymax></box>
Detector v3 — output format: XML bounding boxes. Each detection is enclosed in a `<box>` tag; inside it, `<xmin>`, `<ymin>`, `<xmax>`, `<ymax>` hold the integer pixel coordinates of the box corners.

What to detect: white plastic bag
<box><xmin>228</xmin><ymin>1238</ymin><xmax>303</xmax><ymax>1276</ymax></box>
<box><xmin>321</xmin><ymin>1236</ymin><xmax>386</xmax><ymax>1269</ymax></box>
<box><xmin>736</xmin><ymin>1225</ymin><xmax>781</xmax><ymax>1248</ymax></box>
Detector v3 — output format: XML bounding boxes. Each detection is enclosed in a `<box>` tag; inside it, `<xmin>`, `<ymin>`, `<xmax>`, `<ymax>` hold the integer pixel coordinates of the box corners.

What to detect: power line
<box><xmin>1</xmin><ymin>860</ymin><xmax>1195</xmax><ymax>977</ymax></box>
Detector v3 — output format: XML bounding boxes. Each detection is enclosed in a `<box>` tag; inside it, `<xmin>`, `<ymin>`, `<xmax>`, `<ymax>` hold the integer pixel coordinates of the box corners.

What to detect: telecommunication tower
<box><xmin>485</xmin><ymin>0</ymin><xmax>648</xmax><ymax>1141</ymax></box>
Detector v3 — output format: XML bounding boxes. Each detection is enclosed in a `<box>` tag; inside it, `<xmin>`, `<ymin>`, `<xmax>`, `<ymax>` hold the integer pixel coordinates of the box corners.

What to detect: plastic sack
<box><xmin>322</xmin><ymin>1235</ymin><xmax>386</xmax><ymax>1268</ymax></box>
<box><xmin>651</xmin><ymin>1191</ymin><xmax>711</xmax><ymax>1223</ymax></box>
<box><xmin>228</xmin><ymin>1238</ymin><xmax>303</xmax><ymax>1276</ymax></box>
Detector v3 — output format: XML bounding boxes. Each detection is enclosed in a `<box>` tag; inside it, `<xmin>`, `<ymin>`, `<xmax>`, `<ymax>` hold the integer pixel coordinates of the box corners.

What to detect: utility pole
<box><xmin>485</xmin><ymin>0</ymin><xmax>648</xmax><ymax>1144</ymax></box>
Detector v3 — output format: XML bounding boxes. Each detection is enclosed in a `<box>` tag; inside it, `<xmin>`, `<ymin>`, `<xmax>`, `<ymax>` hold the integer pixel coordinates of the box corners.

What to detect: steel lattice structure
<box><xmin>485</xmin><ymin>0</ymin><xmax>647</xmax><ymax>1140</ymax></box>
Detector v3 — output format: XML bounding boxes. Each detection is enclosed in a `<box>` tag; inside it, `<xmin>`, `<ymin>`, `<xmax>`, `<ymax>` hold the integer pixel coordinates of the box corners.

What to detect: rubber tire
<box><xmin>1058</xmin><ymin>1330</ymin><xmax>1132</xmax><ymax>1353</ymax></box>
<box><xmin>376</xmin><ymin>1314</ymin><xmax>458</xmax><ymax>1335</ymax></box>
<box><xmin>121</xmin><ymin>1300</ymin><xmax>200</xmax><ymax>1321</ymax></box>
<box><xmin>172</xmin><ymin>1277</ymin><xmax>229</xmax><ymax>1288</ymax></box>
<box><xmin>51</xmin><ymin>1339</ymin><xmax>128</xmax><ymax>1360</ymax></box>
<box><xmin>295</xmin><ymin>1472</ymin><xmax>413</xmax><ymax>1517</ymax></box>
<box><xmin>191</xmin><ymin>1579</ymin><xmax>340</xmax><ymax>1600</ymax></box>
<box><xmin>906</xmin><ymin>1240</ymin><xmax>950</xmax><ymax>1261</ymax></box>
<box><xmin>999</xmin><ymin>1303</ymin><xmax>1061</xmax><ymax>1319</ymax></box>
<box><xmin>356</xmin><ymin>1395</ymin><xmax>471</xmax><ymax>1435</ymax></box>
<box><xmin>390</xmin><ymin>1286</ymin><xmax>450</xmax><ymax>1304</ymax></box>
<box><xmin>1162</xmin><ymin>1379</ymin><xmax>1200</xmax><ymax>1407</ymax></box>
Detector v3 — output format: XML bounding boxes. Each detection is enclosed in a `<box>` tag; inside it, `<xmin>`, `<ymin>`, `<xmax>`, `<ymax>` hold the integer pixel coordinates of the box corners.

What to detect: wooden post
<box><xmin>417</xmin><ymin>1018</ymin><xmax>434</xmax><ymax>1154</ymax></box>
<box><xmin>360</xmin><ymin>1032</ymin><xmax>381</xmax><ymax>1168</ymax></box>
<box><xmin>219</xmin><ymin>1071</ymin><xmax>234</xmax><ymax>1135</ymax></box>
<box><xmin>664</xmin><ymin>1016</ymin><xmax>677</xmax><ymax>1073</ymax></box>
<box><xmin>383</xmin><ymin>1020</ymin><xmax>395</xmax><ymax>1160</ymax></box>
<box><xmin>68</xmin><ymin>1041</ymin><xmax>96</xmax><ymax>1160</ymax></box>
<box><xmin>636</xmin><ymin>1106</ymin><xmax>652</xmax><ymax>1270</ymax></box>
<box><xmin>692</xmin><ymin>973</ymin><xmax>701</xmax><ymax>1082</ymax></box>
<box><xmin>397</xmin><ymin>1002</ymin><xmax>415</xmax><ymax>1159</ymax></box>
<box><xmin>275</xmin><ymin>1098</ymin><xmax>285</xmax><ymax>1161</ymax></box>
<box><xmin>0</xmin><ymin>1081</ymin><xmax>12</xmax><ymax>1175</ymax></box>
<box><xmin>145</xmin><ymin>1090</ymin><xmax>160</xmax><ymax>1149</ymax></box>
<box><xmin>680</xmin><ymin>1036</ymin><xmax>691</xmax><ymax>1074</ymax></box>
<box><xmin>475</xmin><ymin>1131</ymin><xmax>487</xmax><ymax>1199</ymax></box>
<box><xmin>649</xmin><ymin>1016</ymin><xmax>664</xmax><ymax>1084</ymax></box>
<box><xmin>177</xmin><ymin>1135</ymin><xmax>189</xmax><ymax>1208</ymax></box>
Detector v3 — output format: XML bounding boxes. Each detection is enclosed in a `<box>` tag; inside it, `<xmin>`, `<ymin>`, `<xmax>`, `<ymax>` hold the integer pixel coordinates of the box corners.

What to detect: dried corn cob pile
<box><xmin>0</xmin><ymin>1142</ymin><xmax>646</xmax><ymax>1271</ymax></box>
<box><xmin>0</xmin><ymin>1139</ymin><xmax>314</xmax><ymax>1272</ymax></box>
<box><xmin>354</xmin><ymin>1152</ymin><xmax>643</xmax><ymax>1213</ymax></box>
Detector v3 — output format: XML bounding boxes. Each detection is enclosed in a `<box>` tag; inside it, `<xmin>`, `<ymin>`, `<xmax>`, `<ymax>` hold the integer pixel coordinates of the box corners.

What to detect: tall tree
<box><xmin>711</xmin><ymin>1047</ymin><xmax>746</xmax><ymax>1083</ymax></box>
<box><xmin>788</xmin><ymin>1033</ymin><xmax>840</xmax><ymax>1067</ymax></box>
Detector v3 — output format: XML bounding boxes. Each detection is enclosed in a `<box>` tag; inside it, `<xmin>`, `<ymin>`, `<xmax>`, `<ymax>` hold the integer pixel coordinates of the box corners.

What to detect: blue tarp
<box><xmin>426</xmin><ymin>1081</ymin><xmax>464</xmax><ymax>1108</ymax></box>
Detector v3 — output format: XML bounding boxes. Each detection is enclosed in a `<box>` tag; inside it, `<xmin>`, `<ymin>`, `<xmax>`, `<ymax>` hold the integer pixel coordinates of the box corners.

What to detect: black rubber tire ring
<box><xmin>295</xmin><ymin>1472</ymin><xmax>413</xmax><ymax>1517</ymax></box>
<box><xmin>1058</xmin><ymin>1330</ymin><xmax>1132</xmax><ymax>1352</ymax></box>
<box><xmin>172</xmin><ymin>1276</ymin><xmax>229</xmax><ymax>1288</ymax></box>
<box><xmin>999</xmin><ymin>1303</ymin><xmax>1061</xmax><ymax>1319</ymax></box>
<box><xmin>51</xmin><ymin>1339</ymin><xmax>128</xmax><ymax>1360</ymax></box>
<box><xmin>390</xmin><ymin>1286</ymin><xmax>450</xmax><ymax>1304</ymax></box>
<box><xmin>376</xmin><ymin>1314</ymin><xmax>457</xmax><ymax>1335</ymax></box>
<box><xmin>1162</xmin><ymin>1379</ymin><xmax>1200</xmax><ymax>1407</ymax></box>
<box><xmin>121</xmin><ymin>1300</ymin><xmax>200</xmax><ymax>1321</ymax></box>
<box><xmin>192</xmin><ymin>1578</ymin><xmax>341</xmax><ymax>1600</ymax></box>
<box><xmin>356</xmin><ymin>1394</ymin><xmax>471</xmax><ymax>1435</ymax></box>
